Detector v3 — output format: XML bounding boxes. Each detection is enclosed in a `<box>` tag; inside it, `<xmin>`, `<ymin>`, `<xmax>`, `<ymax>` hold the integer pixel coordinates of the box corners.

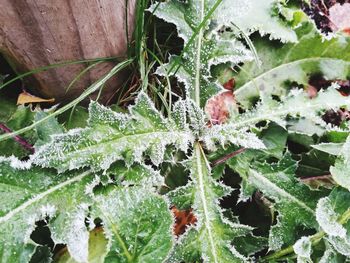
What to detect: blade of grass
<box><xmin>65</xmin><ymin>61</ymin><xmax>103</xmax><ymax>93</ymax></box>
<box><xmin>0</xmin><ymin>56</ymin><xmax>120</xmax><ymax>91</ymax></box>
<box><xmin>0</xmin><ymin>59</ymin><xmax>133</xmax><ymax>143</ymax></box>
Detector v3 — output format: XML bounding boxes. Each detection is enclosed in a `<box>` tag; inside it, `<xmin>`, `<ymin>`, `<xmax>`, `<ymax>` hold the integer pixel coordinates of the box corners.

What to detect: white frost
<box><xmin>316</xmin><ymin>197</ymin><xmax>346</xmax><ymax>238</ymax></box>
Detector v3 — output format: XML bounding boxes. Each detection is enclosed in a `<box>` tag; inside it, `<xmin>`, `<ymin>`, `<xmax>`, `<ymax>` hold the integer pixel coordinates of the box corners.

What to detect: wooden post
<box><xmin>0</xmin><ymin>0</ymin><xmax>136</xmax><ymax>103</ymax></box>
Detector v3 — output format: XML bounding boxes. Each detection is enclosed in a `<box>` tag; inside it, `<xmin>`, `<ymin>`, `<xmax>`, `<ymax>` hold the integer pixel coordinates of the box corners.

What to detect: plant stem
<box><xmin>0</xmin><ymin>123</ymin><xmax>34</xmax><ymax>153</ymax></box>
<box><xmin>0</xmin><ymin>59</ymin><xmax>132</xmax><ymax>143</ymax></box>
<box><xmin>260</xmin><ymin>208</ymin><xmax>350</xmax><ymax>262</ymax></box>
<box><xmin>211</xmin><ymin>148</ymin><xmax>246</xmax><ymax>167</ymax></box>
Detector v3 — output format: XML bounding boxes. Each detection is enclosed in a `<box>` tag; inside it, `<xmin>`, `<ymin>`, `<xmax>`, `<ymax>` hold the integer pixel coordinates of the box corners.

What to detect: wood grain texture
<box><xmin>0</xmin><ymin>0</ymin><xmax>136</xmax><ymax>103</ymax></box>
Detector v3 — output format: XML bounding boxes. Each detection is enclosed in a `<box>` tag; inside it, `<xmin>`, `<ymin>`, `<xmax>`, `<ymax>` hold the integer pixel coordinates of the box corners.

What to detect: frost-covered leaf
<box><xmin>0</xmin><ymin>158</ymin><xmax>93</xmax><ymax>263</ymax></box>
<box><xmin>168</xmin><ymin>143</ymin><xmax>253</xmax><ymax>262</ymax></box>
<box><xmin>235</xmin><ymin>23</ymin><xmax>350</xmax><ymax>108</ymax></box>
<box><xmin>330</xmin><ymin>135</ymin><xmax>350</xmax><ymax>191</ymax></box>
<box><xmin>229</xmin><ymin>154</ymin><xmax>326</xmax><ymax>250</ymax></box>
<box><xmin>33</xmin><ymin>92</ymin><xmax>193</xmax><ymax>172</ymax></box>
<box><xmin>149</xmin><ymin>0</ymin><xmax>255</xmax><ymax>106</ymax></box>
<box><xmin>0</xmin><ymin>155</ymin><xmax>165</xmax><ymax>263</ymax></box>
<box><xmin>293</xmin><ymin>236</ymin><xmax>312</xmax><ymax>263</ymax></box>
<box><xmin>319</xmin><ymin>246</ymin><xmax>346</xmax><ymax>263</ymax></box>
<box><xmin>150</xmin><ymin>0</ymin><xmax>298</xmax><ymax>105</ymax></box>
<box><xmin>34</xmin><ymin>111</ymin><xmax>64</xmax><ymax>147</ymax></box>
<box><xmin>55</xmin><ymin>228</ymin><xmax>108</xmax><ymax>263</ymax></box>
<box><xmin>0</xmin><ymin>105</ymin><xmax>35</xmax><ymax>158</ymax></box>
<box><xmin>215</xmin><ymin>0</ymin><xmax>299</xmax><ymax>42</ymax></box>
<box><xmin>231</xmin><ymin>86</ymin><xmax>350</xmax><ymax>132</ymax></box>
<box><xmin>201</xmin><ymin>124</ymin><xmax>265</xmax><ymax>151</ymax></box>
<box><xmin>311</xmin><ymin>143</ymin><xmax>344</xmax><ymax>156</ymax></box>
<box><xmin>92</xmin><ymin>187</ymin><xmax>173</xmax><ymax>263</ymax></box>
<box><xmin>315</xmin><ymin>188</ymin><xmax>350</xmax><ymax>258</ymax></box>
<box><xmin>316</xmin><ymin>197</ymin><xmax>347</xmax><ymax>238</ymax></box>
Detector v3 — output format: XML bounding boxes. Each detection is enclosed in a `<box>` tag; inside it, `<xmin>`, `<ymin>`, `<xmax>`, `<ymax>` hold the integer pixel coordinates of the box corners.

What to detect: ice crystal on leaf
<box><xmin>230</xmin><ymin>86</ymin><xmax>350</xmax><ymax>132</ymax></box>
<box><xmin>3</xmin><ymin>0</ymin><xmax>350</xmax><ymax>262</ymax></box>
<box><xmin>293</xmin><ymin>237</ymin><xmax>312</xmax><ymax>263</ymax></box>
<box><xmin>167</xmin><ymin>143</ymin><xmax>253</xmax><ymax>262</ymax></box>
<box><xmin>92</xmin><ymin>187</ymin><xmax>174</xmax><ymax>263</ymax></box>
<box><xmin>234</xmin><ymin>22</ymin><xmax>350</xmax><ymax>109</ymax></box>
<box><xmin>330</xmin><ymin>135</ymin><xmax>350</xmax><ymax>191</ymax></box>
<box><xmin>0</xmin><ymin>158</ymin><xmax>93</xmax><ymax>263</ymax></box>
<box><xmin>33</xmin><ymin>92</ymin><xmax>194</xmax><ymax>172</ymax></box>
<box><xmin>229</xmin><ymin>153</ymin><xmax>326</xmax><ymax>250</ymax></box>
<box><xmin>149</xmin><ymin>0</ymin><xmax>297</xmax><ymax>106</ymax></box>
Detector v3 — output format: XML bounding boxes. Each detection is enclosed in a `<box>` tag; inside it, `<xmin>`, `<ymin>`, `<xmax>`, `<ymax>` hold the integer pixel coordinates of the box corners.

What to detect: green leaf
<box><xmin>0</xmin><ymin>106</ymin><xmax>36</xmax><ymax>157</ymax></box>
<box><xmin>319</xmin><ymin>246</ymin><xmax>345</xmax><ymax>263</ymax></box>
<box><xmin>55</xmin><ymin>228</ymin><xmax>108</xmax><ymax>263</ymax></box>
<box><xmin>229</xmin><ymin>154</ymin><xmax>326</xmax><ymax>250</ymax></box>
<box><xmin>315</xmin><ymin>188</ymin><xmax>350</xmax><ymax>257</ymax></box>
<box><xmin>330</xmin><ymin>135</ymin><xmax>350</xmax><ymax>191</ymax></box>
<box><xmin>311</xmin><ymin>143</ymin><xmax>344</xmax><ymax>156</ymax></box>
<box><xmin>92</xmin><ymin>187</ymin><xmax>173</xmax><ymax>263</ymax></box>
<box><xmin>201</xmin><ymin>123</ymin><xmax>266</xmax><ymax>151</ymax></box>
<box><xmin>231</xmin><ymin>86</ymin><xmax>350</xmax><ymax>132</ymax></box>
<box><xmin>169</xmin><ymin>143</ymin><xmax>253</xmax><ymax>262</ymax></box>
<box><xmin>235</xmin><ymin>23</ymin><xmax>350</xmax><ymax>108</ymax></box>
<box><xmin>215</xmin><ymin>0</ymin><xmax>299</xmax><ymax>42</ymax></box>
<box><xmin>293</xmin><ymin>236</ymin><xmax>312</xmax><ymax>263</ymax></box>
<box><xmin>260</xmin><ymin>122</ymin><xmax>288</xmax><ymax>158</ymax></box>
<box><xmin>0</xmin><ymin>96</ymin><xmax>16</xmax><ymax>123</ymax></box>
<box><xmin>58</xmin><ymin>106</ymin><xmax>89</xmax><ymax>130</ymax></box>
<box><xmin>0</xmin><ymin>158</ymin><xmax>93</xmax><ymax>263</ymax></box>
<box><xmin>150</xmin><ymin>0</ymin><xmax>298</xmax><ymax>106</ymax></box>
<box><xmin>33</xmin><ymin>92</ymin><xmax>193</xmax><ymax>172</ymax></box>
<box><xmin>106</xmin><ymin>162</ymin><xmax>163</xmax><ymax>187</ymax></box>
<box><xmin>34</xmin><ymin>111</ymin><xmax>64</xmax><ymax>147</ymax></box>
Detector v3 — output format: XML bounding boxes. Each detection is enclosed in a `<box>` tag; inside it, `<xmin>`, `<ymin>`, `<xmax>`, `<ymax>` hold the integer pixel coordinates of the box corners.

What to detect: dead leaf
<box><xmin>303</xmin><ymin>1</ymin><xmax>350</xmax><ymax>35</ymax></box>
<box><xmin>171</xmin><ymin>206</ymin><xmax>197</xmax><ymax>236</ymax></box>
<box><xmin>223</xmin><ymin>78</ymin><xmax>235</xmax><ymax>90</ymax></box>
<box><xmin>307</xmin><ymin>85</ymin><xmax>318</xmax><ymax>99</ymax></box>
<box><xmin>205</xmin><ymin>91</ymin><xmax>237</xmax><ymax>125</ymax></box>
<box><xmin>329</xmin><ymin>3</ymin><xmax>350</xmax><ymax>32</ymax></box>
<box><xmin>17</xmin><ymin>91</ymin><xmax>55</xmax><ymax>105</ymax></box>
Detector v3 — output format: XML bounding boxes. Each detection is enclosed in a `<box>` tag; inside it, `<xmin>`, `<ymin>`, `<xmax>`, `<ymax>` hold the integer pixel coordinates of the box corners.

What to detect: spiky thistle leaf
<box><xmin>329</xmin><ymin>135</ymin><xmax>350</xmax><ymax>191</ymax></box>
<box><xmin>0</xmin><ymin>154</ymin><xmax>164</xmax><ymax>263</ymax></box>
<box><xmin>229</xmin><ymin>153</ymin><xmax>326</xmax><ymax>250</ymax></box>
<box><xmin>234</xmin><ymin>22</ymin><xmax>350</xmax><ymax>108</ymax></box>
<box><xmin>33</xmin><ymin>92</ymin><xmax>194</xmax><ymax>172</ymax></box>
<box><xmin>150</xmin><ymin>0</ymin><xmax>298</xmax><ymax>106</ymax></box>
<box><xmin>0</xmin><ymin>158</ymin><xmax>93</xmax><ymax>263</ymax></box>
<box><xmin>168</xmin><ymin>143</ymin><xmax>253</xmax><ymax>262</ymax></box>
<box><xmin>91</xmin><ymin>187</ymin><xmax>174</xmax><ymax>263</ymax></box>
<box><xmin>231</xmin><ymin>85</ymin><xmax>350</xmax><ymax>131</ymax></box>
<box><xmin>315</xmin><ymin>188</ymin><xmax>350</xmax><ymax>258</ymax></box>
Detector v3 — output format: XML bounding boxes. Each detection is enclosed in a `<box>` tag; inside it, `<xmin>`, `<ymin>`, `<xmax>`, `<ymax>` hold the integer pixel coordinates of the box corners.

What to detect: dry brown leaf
<box><xmin>329</xmin><ymin>3</ymin><xmax>350</xmax><ymax>32</ymax></box>
<box><xmin>171</xmin><ymin>206</ymin><xmax>197</xmax><ymax>236</ymax></box>
<box><xmin>205</xmin><ymin>91</ymin><xmax>237</xmax><ymax>125</ymax></box>
<box><xmin>17</xmin><ymin>91</ymin><xmax>55</xmax><ymax>105</ymax></box>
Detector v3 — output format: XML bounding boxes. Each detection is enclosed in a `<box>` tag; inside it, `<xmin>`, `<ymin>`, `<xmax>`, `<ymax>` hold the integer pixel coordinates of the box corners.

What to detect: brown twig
<box><xmin>211</xmin><ymin>148</ymin><xmax>246</xmax><ymax>167</ymax></box>
<box><xmin>0</xmin><ymin>123</ymin><xmax>35</xmax><ymax>153</ymax></box>
<box><xmin>300</xmin><ymin>174</ymin><xmax>333</xmax><ymax>182</ymax></box>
